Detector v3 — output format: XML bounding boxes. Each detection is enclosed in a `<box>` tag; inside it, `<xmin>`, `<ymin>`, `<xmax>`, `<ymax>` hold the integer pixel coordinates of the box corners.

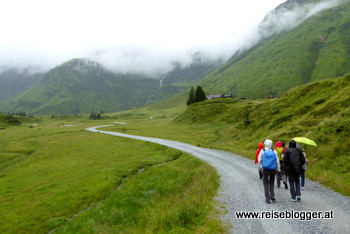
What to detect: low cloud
<box><xmin>0</xmin><ymin>0</ymin><xmax>344</xmax><ymax>77</ymax></box>
<box><xmin>79</xmin><ymin>0</ymin><xmax>347</xmax><ymax>77</ymax></box>
<box><xmin>258</xmin><ymin>0</ymin><xmax>344</xmax><ymax>38</ymax></box>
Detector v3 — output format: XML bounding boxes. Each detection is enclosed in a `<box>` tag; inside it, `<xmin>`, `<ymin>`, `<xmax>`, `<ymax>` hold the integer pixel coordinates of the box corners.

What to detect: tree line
<box><xmin>4</xmin><ymin>112</ymin><xmax>34</xmax><ymax>117</ymax></box>
<box><xmin>187</xmin><ymin>86</ymin><xmax>206</xmax><ymax>106</ymax></box>
<box><xmin>90</xmin><ymin>110</ymin><xmax>104</xmax><ymax>120</ymax></box>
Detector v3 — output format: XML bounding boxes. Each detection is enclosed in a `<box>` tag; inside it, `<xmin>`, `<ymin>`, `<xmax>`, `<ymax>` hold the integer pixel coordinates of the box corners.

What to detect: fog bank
<box><xmin>0</xmin><ymin>0</ymin><xmax>344</xmax><ymax>77</ymax></box>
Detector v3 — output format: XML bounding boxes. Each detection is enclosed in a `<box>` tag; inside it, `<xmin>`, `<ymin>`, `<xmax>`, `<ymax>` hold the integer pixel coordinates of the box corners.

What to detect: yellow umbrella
<box><xmin>293</xmin><ymin>137</ymin><xmax>317</xmax><ymax>147</ymax></box>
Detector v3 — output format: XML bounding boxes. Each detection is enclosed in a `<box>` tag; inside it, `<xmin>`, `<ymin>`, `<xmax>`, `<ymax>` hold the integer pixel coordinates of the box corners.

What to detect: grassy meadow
<box><xmin>0</xmin><ymin>117</ymin><xmax>224</xmax><ymax>233</ymax></box>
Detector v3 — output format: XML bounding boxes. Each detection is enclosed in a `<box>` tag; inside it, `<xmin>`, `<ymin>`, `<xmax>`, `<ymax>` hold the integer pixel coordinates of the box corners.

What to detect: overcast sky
<box><xmin>0</xmin><ymin>0</ymin><xmax>288</xmax><ymax>74</ymax></box>
<box><xmin>0</xmin><ymin>0</ymin><xmax>341</xmax><ymax>76</ymax></box>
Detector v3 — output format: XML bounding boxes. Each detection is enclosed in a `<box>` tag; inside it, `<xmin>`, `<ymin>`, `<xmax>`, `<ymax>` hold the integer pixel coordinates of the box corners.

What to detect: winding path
<box><xmin>86</xmin><ymin>125</ymin><xmax>350</xmax><ymax>233</ymax></box>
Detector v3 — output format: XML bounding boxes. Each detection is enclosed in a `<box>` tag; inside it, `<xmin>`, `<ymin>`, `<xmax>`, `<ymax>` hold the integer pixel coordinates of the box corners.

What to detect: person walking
<box><xmin>275</xmin><ymin>141</ymin><xmax>288</xmax><ymax>189</ymax></box>
<box><xmin>258</xmin><ymin>139</ymin><xmax>280</xmax><ymax>204</ymax></box>
<box><xmin>285</xmin><ymin>140</ymin><xmax>305</xmax><ymax>202</ymax></box>
<box><xmin>255</xmin><ymin>142</ymin><xmax>264</xmax><ymax>179</ymax></box>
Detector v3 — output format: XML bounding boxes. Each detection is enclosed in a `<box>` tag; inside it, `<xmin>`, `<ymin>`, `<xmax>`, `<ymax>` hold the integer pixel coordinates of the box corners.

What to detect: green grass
<box><xmin>0</xmin><ymin>118</ymin><xmax>225</xmax><ymax>233</ymax></box>
<box><xmin>55</xmin><ymin>153</ymin><xmax>222</xmax><ymax>233</ymax></box>
<box><xmin>105</xmin><ymin>74</ymin><xmax>350</xmax><ymax>196</ymax></box>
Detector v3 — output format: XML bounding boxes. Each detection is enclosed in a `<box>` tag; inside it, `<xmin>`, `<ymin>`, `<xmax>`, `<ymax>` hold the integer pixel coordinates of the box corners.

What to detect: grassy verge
<box><xmin>0</xmin><ymin>119</ymin><xmax>225</xmax><ymax>233</ymax></box>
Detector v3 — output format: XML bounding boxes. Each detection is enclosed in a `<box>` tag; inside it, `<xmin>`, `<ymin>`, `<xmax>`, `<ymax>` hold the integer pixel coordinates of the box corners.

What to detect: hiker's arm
<box><xmin>257</xmin><ymin>150</ymin><xmax>263</xmax><ymax>169</ymax></box>
<box><xmin>304</xmin><ymin>151</ymin><xmax>309</xmax><ymax>164</ymax></box>
<box><xmin>275</xmin><ymin>150</ymin><xmax>281</xmax><ymax>172</ymax></box>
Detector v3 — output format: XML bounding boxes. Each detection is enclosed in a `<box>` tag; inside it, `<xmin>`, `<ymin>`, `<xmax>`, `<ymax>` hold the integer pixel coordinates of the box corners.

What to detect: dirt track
<box><xmin>87</xmin><ymin>125</ymin><xmax>350</xmax><ymax>233</ymax></box>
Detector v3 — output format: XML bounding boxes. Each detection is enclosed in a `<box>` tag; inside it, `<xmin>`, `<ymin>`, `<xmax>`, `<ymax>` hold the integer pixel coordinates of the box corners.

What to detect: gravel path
<box><xmin>86</xmin><ymin>125</ymin><xmax>350</xmax><ymax>233</ymax></box>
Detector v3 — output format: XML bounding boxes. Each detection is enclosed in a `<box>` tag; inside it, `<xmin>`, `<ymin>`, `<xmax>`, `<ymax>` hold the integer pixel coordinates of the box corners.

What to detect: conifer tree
<box><xmin>195</xmin><ymin>86</ymin><xmax>206</xmax><ymax>102</ymax></box>
<box><xmin>90</xmin><ymin>111</ymin><xmax>96</xmax><ymax>119</ymax></box>
<box><xmin>187</xmin><ymin>86</ymin><xmax>195</xmax><ymax>106</ymax></box>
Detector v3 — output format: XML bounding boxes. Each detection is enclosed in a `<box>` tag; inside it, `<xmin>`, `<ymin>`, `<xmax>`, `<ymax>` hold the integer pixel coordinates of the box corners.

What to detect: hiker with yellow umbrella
<box><xmin>293</xmin><ymin>137</ymin><xmax>318</xmax><ymax>190</ymax></box>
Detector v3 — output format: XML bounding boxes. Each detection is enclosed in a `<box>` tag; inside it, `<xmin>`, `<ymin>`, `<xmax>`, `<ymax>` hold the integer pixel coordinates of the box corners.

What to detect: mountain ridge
<box><xmin>0</xmin><ymin>69</ymin><xmax>44</xmax><ymax>101</ymax></box>
<box><xmin>0</xmin><ymin>58</ymin><xmax>219</xmax><ymax>114</ymax></box>
<box><xmin>0</xmin><ymin>59</ymin><xmax>160</xmax><ymax>114</ymax></box>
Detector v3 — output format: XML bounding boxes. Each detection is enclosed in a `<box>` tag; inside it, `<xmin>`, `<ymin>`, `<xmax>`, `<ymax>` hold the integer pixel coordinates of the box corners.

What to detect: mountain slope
<box><xmin>197</xmin><ymin>0</ymin><xmax>350</xmax><ymax>98</ymax></box>
<box><xmin>0</xmin><ymin>59</ymin><xmax>159</xmax><ymax>114</ymax></box>
<box><xmin>0</xmin><ymin>57</ymin><xmax>221</xmax><ymax>115</ymax></box>
<box><xmin>0</xmin><ymin>69</ymin><xmax>44</xmax><ymax>101</ymax></box>
<box><xmin>175</xmin><ymin>73</ymin><xmax>350</xmax><ymax>195</ymax></box>
<box><xmin>147</xmin><ymin>59</ymin><xmax>221</xmax><ymax>105</ymax></box>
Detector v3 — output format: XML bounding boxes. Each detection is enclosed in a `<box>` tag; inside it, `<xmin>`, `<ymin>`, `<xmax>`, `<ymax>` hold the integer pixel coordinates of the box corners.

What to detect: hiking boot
<box><xmin>283</xmin><ymin>182</ymin><xmax>288</xmax><ymax>189</ymax></box>
<box><xmin>297</xmin><ymin>196</ymin><xmax>301</xmax><ymax>201</ymax></box>
<box><xmin>291</xmin><ymin>198</ymin><xmax>297</xmax><ymax>202</ymax></box>
<box><xmin>270</xmin><ymin>198</ymin><xmax>276</xmax><ymax>203</ymax></box>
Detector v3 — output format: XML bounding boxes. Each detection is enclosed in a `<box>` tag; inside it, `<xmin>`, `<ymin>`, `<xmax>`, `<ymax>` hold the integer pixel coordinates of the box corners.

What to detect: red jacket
<box><xmin>255</xmin><ymin>142</ymin><xmax>264</xmax><ymax>164</ymax></box>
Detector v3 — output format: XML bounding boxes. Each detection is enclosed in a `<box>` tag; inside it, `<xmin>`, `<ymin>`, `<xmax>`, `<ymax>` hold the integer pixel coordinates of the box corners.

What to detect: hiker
<box><xmin>296</xmin><ymin>143</ymin><xmax>308</xmax><ymax>190</ymax></box>
<box><xmin>275</xmin><ymin>141</ymin><xmax>288</xmax><ymax>189</ymax></box>
<box><xmin>255</xmin><ymin>142</ymin><xmax>264</xmax><ymax>179</ymax></box>
<box><xmin>282</xmin><ymin>141</ymin><xmax>289</xmax><ymax>184</ymax></box>
<box><xmin>285</xmin><ymin>140</ymin><xmax>305</xmax><ymax>201</ymax></box>
<box><xmin>258</xmin><ymin>139</ymin><xmax>280</xmax><ymax>204</ymax></box>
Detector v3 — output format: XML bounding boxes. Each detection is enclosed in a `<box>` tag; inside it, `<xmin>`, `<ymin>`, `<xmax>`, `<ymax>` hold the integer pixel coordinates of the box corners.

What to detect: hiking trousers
<box><xmin>300</xmin><ymin>170</ymin><xmax>305</xmax><ymax>187</ymax></box>
<box><xmin>288</xmin><ymin>172</ymin><xmax>301</xmax><ymax>199</ymax></box>
<box><xmin>276</xmin><ymin>171</ymin><xmax>287</xmax><ymax>187</ymax></box>
<box><xmin>277</xmin><ymin>160</ymin><xmax>287</xmax><ymax>187</ymax></box>
<box><xmin>263</xmin><ymin>169</ymin><xmax>276</xmax><ymax>202</ymax></box>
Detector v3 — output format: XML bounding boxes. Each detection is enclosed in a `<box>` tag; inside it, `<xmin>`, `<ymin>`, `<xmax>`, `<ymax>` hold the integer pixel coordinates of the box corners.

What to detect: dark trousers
<box><xmin>263</xmin><ymin>169</ymin><xmax>276</xmax><ymax>201</ymax></box>
<box><xmin>300</xmin><ymin>170</ymin><xmax>305</xmax><ymax>187</ymax></box>
<box><xmin>276</xmin><ymin>171</ymin><xmax>287</xmax><ymax>187</ymax></box>
<box><xmin>277</xmin><ymin>160</ymin><xmax>287</xmax><ymax>187</ymax></box>
<box><xmin>288</xmin><ymin>172</ymin><xmax>301</xmax><ymax>199</ymax></box>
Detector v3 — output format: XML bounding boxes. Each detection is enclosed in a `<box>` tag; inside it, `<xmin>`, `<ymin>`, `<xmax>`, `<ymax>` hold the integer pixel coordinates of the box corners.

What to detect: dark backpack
<box><xmin>288</xmin><ymin>148</ymin><xmax>304</xmax><ymax>173</ymax></box>
<box><xmin>262</xmin><ymin>149</ymin><xmax>277</xmax><ymax>170</ymax></box>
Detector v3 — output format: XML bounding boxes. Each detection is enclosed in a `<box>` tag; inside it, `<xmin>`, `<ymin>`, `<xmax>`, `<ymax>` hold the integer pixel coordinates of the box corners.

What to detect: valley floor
<box><xmin>0</xmin><ymin>118</ymin><xmax>223</xmax><ymax>233</ymax></box>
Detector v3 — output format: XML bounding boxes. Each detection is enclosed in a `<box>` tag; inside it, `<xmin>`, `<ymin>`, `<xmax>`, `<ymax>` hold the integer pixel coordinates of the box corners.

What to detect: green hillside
<box><xmin>0</xmin><ymin>59</ymin><xmax>160</xmax><ymax>114</ymax></box>
<box><xmin>175</xmin><ymin>73</ymin><xmax>350</xmax><ymax>195</ymax></box>
<box><xmin>145</xmin><ymin>58</ymin><xmax>221</xmax><ymax>106</ymax></box>
<box><xmin>0</xmin><ymin>57</ymin><xmax>220</xmax><ymax>115</ymax></box>
<box><xmin>197</xmin><ymin>0</ymin><xmax>350</xmax><ymax>98</ymax></box>
<box><xmin>0</xmin><ymin>69</ymin><xmax>43</xmax><ymax>101</ymax></box>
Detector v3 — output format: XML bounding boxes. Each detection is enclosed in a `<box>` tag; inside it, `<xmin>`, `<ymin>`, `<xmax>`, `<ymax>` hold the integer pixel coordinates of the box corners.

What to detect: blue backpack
<box><xmin>262</xmin><ymin>149</ymin><xmax>277</xmax><ymax>170</ymax></box>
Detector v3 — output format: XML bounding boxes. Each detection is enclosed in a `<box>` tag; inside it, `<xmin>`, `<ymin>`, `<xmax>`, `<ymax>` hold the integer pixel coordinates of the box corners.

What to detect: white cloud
<box><xmin>1</xmin><ymin>0</ymin><xmax>342</xmax><ymax>76</ymax></box>
<box><xmin>259</xmin><ymin>0</ymin><xmax>343</xmax><ymax>38</ymax></box>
